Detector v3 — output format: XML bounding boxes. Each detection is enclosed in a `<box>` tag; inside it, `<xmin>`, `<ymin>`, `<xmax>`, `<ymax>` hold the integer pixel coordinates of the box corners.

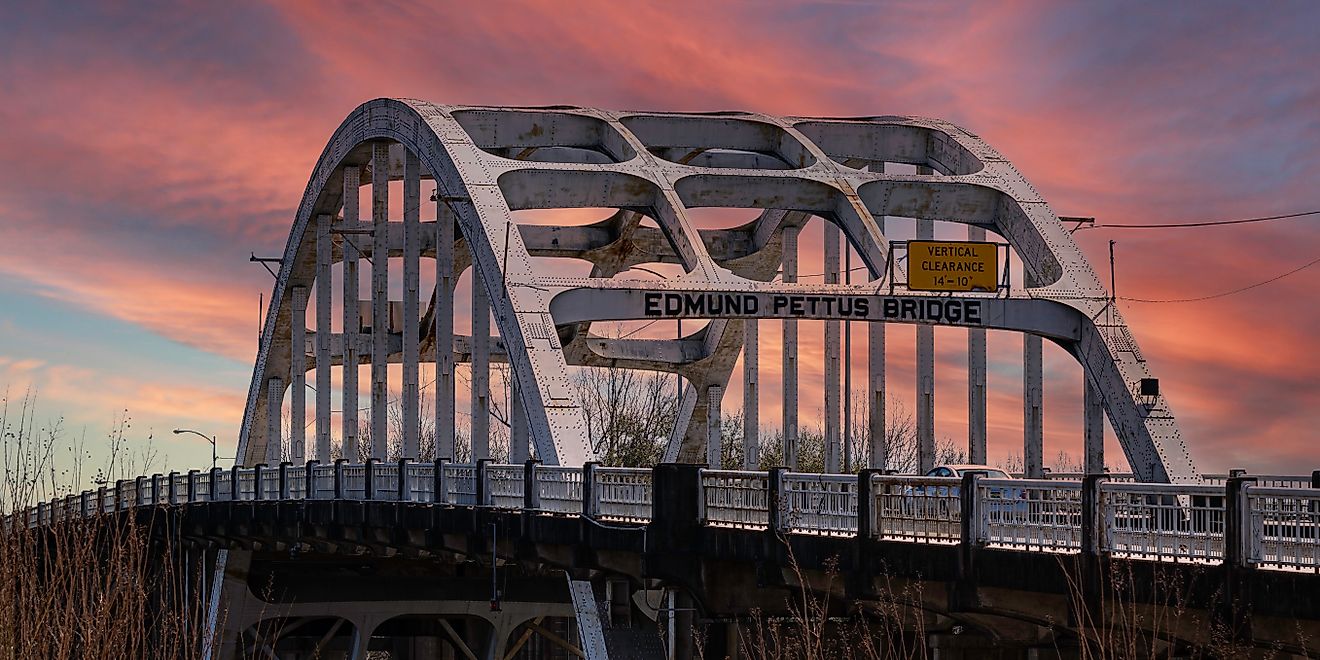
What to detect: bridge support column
<box><xmin>472</xmin><ymin>267</ymin><xmax>490</xmax><ymax>461</ymax></box>
<box><xmin>967</xmin><ymin>226</ymin><xmax>988</xmax><ymax>465</ymax></box>
<box><xmin>370</xmin><ymin>142</ymin><xmax>390</xmax><ymax>459</ymax></box>
<box><xmin>342</xmin><ymin>166</ymin><xmax>361</xmax><ymax>461</ymax></box>
<box><xmin>1083</xmin><ymin>377</ymin><xmax>1104</xmax><ymax>474</ymax></box>
<box><xmin>706</xmin><ymin>386</ymin><xmax>723</xmax><ymax>468</ymax></box>
<box><xmin>266</xmin><ymin>377</ymin><xmax>284</xmax><ymax>464</ymax></box>
<box><xmin>402</xmin><ymin>150</ymin><xmax>421</xmax><ymax>459</ymax></box>
<box><xmin>743</xmin><ymin>319</ymin><xmax>759</xmax><ymax>470</ymax></box>
<box><xmin>1024</xmin><ymin>271</ymin><xmax>1044</xmax><ymax>478</ymax></box>
<box><xmin>315</xmin><ymin>213</ymin><xmax>333</xmax><ymax>462</ymax></box>
<box><xmin>436</xmin><ymin>190</ymin><xmax>456</xmax><ymax>460</ymax></box>
<box><xmin>869</xmin><ymin>211</ymin><xmax>887</xmax><ymax>470</ymax></box>
<box><xmin>781</xmin><ymin>225</ymin><xmax>799</xmax><ymax>469</ymax></box>
<box><xmin>824</xmin><ymin>222</ymin><xmax>842</xmax><ymax>473</ymax></box>
<box><xmin>511</xmin><ymin>380</ymin><xmax>529</xmax><ymax>463</ymax></box>
<box><xmin>916</xmin><ymin>216</ymin><xmax>935</xmax><ymax>473</ymax></box>
<box><xmin>290</xmin><ymin>285</ymin><xmax>308</xmax><ymax>464</ymax></box>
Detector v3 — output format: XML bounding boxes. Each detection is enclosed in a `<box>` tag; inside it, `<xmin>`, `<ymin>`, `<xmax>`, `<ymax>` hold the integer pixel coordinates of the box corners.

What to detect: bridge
<box><xmin>9</xmin><ymin>99</ymin><xmax>1320</xmax><ymax>658</ymax></box>
<box><xmin>16</xmin><ymin>461</ymin><xmax>1320</xmax><ymax>657</ymax></box>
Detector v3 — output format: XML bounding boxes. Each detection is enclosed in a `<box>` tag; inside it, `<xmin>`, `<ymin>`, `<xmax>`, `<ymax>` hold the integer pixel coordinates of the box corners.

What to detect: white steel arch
<box><xmin>237</xmin><ymin>98</ymin><xmax>1197</xmax><ymax>482</ymax></box>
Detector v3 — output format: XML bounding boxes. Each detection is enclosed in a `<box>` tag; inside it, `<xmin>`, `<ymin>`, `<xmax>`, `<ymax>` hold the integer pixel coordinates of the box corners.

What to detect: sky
<box><xmin>0</xmin><ymin>0</ymin><xmax>1317</xmax><ymax>483</ymax></box>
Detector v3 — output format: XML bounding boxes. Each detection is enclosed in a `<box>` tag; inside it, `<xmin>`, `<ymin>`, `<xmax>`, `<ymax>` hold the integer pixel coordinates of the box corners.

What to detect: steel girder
<box><xmin>237</xmin><ymin>98</ymin><xmax>1197</xmax><ymax>482</ymax></box>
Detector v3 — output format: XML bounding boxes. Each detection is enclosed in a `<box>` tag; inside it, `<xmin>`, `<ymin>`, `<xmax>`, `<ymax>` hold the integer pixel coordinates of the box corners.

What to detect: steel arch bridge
<box><xmin>238</xmin><ymin>98</ymin><xmax>1197</xmax><ymax>483</ymax></box>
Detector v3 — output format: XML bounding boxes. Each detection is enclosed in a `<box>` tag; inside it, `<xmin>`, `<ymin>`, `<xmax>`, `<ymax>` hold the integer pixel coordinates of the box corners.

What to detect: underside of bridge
<box><xmin>158</xmin><ymin>495</ymin><xmax>1317</xmax><ymax>660</ymax></box>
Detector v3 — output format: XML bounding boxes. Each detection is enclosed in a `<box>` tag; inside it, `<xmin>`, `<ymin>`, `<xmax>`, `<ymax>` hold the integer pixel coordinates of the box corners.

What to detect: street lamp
<box><xmin>173</xmin><ymin>428</ymin><xmax>223</xmax><ymax>470</ymax></box>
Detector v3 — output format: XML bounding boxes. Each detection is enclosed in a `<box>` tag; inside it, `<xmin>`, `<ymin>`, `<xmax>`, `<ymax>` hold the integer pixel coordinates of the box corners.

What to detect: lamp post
<box><xmin>173</xmin><ymin>428</ymin><xmax>222</xmax><ymax>470</ymax></box>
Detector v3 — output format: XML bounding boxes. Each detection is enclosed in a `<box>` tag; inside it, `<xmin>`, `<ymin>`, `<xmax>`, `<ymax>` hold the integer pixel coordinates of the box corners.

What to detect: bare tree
<box><xmin>572</xmin><ymin>366</ymin><xmax>679</xmax><ymax>467</ymax></box>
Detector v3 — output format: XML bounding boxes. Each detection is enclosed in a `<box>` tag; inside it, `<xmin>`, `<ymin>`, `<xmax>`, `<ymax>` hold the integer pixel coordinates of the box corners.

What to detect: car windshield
<box><xmin>956</xmin><ymin>468</ymin><xmax>1010</xmax><ymax>479</ymax></box>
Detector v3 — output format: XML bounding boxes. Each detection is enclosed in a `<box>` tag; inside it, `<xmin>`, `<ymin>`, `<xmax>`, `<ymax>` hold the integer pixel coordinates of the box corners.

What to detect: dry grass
<box><xmin>0</xmin><ymin>389</ymin><xmax>213</xmax><ymax>659</ymax></box>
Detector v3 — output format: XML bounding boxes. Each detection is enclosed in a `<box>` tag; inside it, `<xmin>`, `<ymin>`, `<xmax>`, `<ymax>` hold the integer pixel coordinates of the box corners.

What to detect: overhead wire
<box><xmin>1076</xmin><ymin>209</ymin><xmax>1320</xmax><ymax>231</ymax></box>
<box><xmin>1118</xmin><ymin>254</ymin><xmax>1320</xmax><ymax>303</ymax></box>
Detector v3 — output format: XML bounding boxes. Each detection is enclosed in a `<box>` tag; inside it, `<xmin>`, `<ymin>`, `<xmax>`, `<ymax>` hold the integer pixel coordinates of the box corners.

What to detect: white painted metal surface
<box><xmin>701</xmin><ymin>470</ymin><xmax>769</xmax><ymax>529</ymax></box>
<box><xmin>232</xmin><ymin>100</ymin><xmax>1202</xmax><ymax>483</ymax></box>
<box><xmin>781</xmin><ymin>472</ymin><xmax>858</xmax><ymax>536</ymax></box>
<box><xmin>567</xmin><ymin>576</ymin><xmax>610</xmax><ymax>660</ymax></box>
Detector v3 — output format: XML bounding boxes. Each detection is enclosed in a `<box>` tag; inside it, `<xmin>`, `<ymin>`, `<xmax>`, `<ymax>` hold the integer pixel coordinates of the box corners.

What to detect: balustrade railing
<box><xmin>871</xmin><ymin>475</ymin><xmax>962</xmax><ymax>543</ymax></box>
<box><xmin>7</xmin><ymin>462</ymin><xmax>1318</xmax><ymax>576</ymax></box>
<box><xmin>486</xmin><ymin>464</ymin><xmax>525</xmax><ymax>508</ymax></box>
<box><xmin>592</xmin><ymin>467</ymin><xmax>651</xmax><ymax>523</ymax></box>
<box><xmin>406</xmin><ymin>464</ymin><xmax>435</xmax><ymax>503</ymax></box>
<box><xmin>1100</xmin><ymin>482</ymin><xmax>1226</xmax><ymax>562</ymax></box>
<box><xmin>781</xmin><ymin>473</ymin><xmax>858</xmax><ymax>536</ymax></box>
<box><xmin>701</xmin><ymin>470</ymin><xmax>769</xmax><ymax>530</ymax></box>
<box><xmin>1245</xmin><ymin>487</ymin><xmax>1320</xmax><ymax>572</ymax></box>
<box><xmin>535</xmin><ymin>466</ymin><xmax>583</xmax><ymax>515</ymax></box>
<box><xmin>442</xmin><ymin>464</ymin><xmax>478</xmax><ymax>505</ymax></box>
<box><xmin>977</xmin><ymin>478</ymin><xmax>1082</xmax><ymax>551</ymax></box>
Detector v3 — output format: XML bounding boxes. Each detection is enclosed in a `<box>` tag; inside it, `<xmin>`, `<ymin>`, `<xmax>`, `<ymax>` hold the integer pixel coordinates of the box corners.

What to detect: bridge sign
<box><xmin>907</xmin><ymin>240</ymin><xmax>998</xmax><ymax>292</ymax></box>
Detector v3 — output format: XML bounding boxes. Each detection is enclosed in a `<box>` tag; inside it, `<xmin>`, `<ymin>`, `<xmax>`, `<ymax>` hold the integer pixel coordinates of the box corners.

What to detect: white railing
<box><xmin>406</xmin><ymin>464</ymin><xmax>435</xmax><ymax>503</ymax></box>
<box><xmin>1101</xmin><ymin>482</ymin><xmax>1225</xmax><ymax>562</ymax></box>
<box><xmin>1246</xmin><ymin>487</ymin><xmax>1320</xmax><ymax>572</ymax></box>
<box><xmin>486</xmin><ymin>464</ymin><xmax>525</xmax><ymax>509</ymax></box>
<box><xmin>258</xmin><ymin>469</ymin><xmax>280</xmax><ymax>499</ymax></box>
<box><xmin>977</xmin><ymin>478</ymin><xmax>1082</xmax><ymax>552</ymax></box>
<box><xmin>701</xmin><ymin>470</ymin><xmax>769</xmax><ymax>530</ymax></box>
<box><xmin>310</xmin><ymin>464</ymin><xmax>335</xmax><ymax>499</ymax></box>
<box><xmin>284</xmin><ymin>466</ymin><xmax>306</xmax><ymax>499</ymax></box>
<box><xmin>441</xmin><ymin>464</ymin><xmax>478</xmax><ymax>505</ymax></box>
<box><xmin>535</xmin><ymin>466</ymin><xmax>583</xmax><ymax>515</ymax></box>
<box><xmin>592</xmin><ymin>467</ymin><xmax>651</xmax><ymax>523</ymax></box>
<box><xmin>872</xmin><ymin>475</ymin><xmax>962</xmax><ymax>543</ymax></box>
<box><xmin>340</xmin><ymin>464</ymin><xmax>366</xmax><ymax>499</ymax></box>
<box><xmin>372</xmin><ymin>463</ymin><xmax>400</xmax><ymax>500</ymax></box>
<box><xmin>8</xmin><ymin>463</ymin><xmax>1319</xmax><ymax>576</ymax></box>
<box><xmin>781</xmin><ymin>473</ymin><xmax>857</xmax><ymax>536</ymax></box>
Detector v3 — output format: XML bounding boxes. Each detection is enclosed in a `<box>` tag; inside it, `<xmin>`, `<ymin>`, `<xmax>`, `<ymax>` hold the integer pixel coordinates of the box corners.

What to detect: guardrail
<box><xmin>6</xmin><ymin>463</ymin><xmax>1318</xmax><ymax>574</ymax></box>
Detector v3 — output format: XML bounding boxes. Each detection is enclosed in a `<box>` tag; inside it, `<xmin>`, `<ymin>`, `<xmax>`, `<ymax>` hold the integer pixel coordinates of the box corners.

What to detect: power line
<box><xmin>1078</xmin><ymin>209</ymin><xmax>1320</xmax><ymax>231</ymax></box>
<box><xmin>1119</xmin><ymin>254</ymin><xmax>1320</xmax><ymax>303</ymax></box>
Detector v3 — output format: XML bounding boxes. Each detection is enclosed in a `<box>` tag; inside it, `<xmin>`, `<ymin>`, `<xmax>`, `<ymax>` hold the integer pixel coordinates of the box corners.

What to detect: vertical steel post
<box><xmin>266</xmin><ymin>377</ymin><xmax>284</xmax><ymax>465</ymax></box>
<box><xmin>706</xmin><ymin>386</ymin><xmax>724</xmax><ymax>468</ymax></box>
<box><xmin>844</xmin><ymin>244</ymin><xmax>853</xmax><ymax>472</ymax></box>
<box><xmin>916</xmin><ymin>216</ymin><xmax>935</xmax><ymax>473</ymax></box>
<box><xmin>967</xmin><ymin>226</ymin><xmax>988</xmax><ymax>465</ymax></box>
<box><xmin>1084</xmin><ymin>377</ymin><xmax>1105</xmax><ymax>474</ymax></box>
<box><xmin>743</xmin><ymin>318</ymin><xmax>759</xmax><ymax>470</ymax></box>
<box><xmin>315</xmin><ymin>214</ymin><xmax>333</xmax><ymax>462</ymax></box>
<box><xmin>869</xmin><ymin>205</ymin><xmax>887</xmax><ymax>470</ymax></box>
<box><xmin>341</xmin><ymin>166</ymin><xmax>361</xmax><ymax>462</ymax></box>
<box><xmin>370</xmin><ymin>142</ymin><xmax>390</xmax><ymax>459</ymax></box>
<box><xmin>781</xmin><ymin>225</ymin><xmax>799</xmax><ymax>469</ymax></box>
<box><xmin>1024</xmin><ymin>275</ymin><xmax>1044</xmax><ymax>478</ymax></box>
<box><xmin>510</xmin><ymin>380</ymin><xmax>529</xmax><ymax>463</ymax></box>
<box><xmin>289</xmin><ymin>286</ymin><xmax>308</xmax><ymax>464</ymax></box>
<box><xmin>402</xmin><ymin>150</ymin><xmax>421</xmax><ymax>459</ymax></box>
<box><xmin>824</xmin><ymin>222</ymin><xmax>841</xmax><ymax>473</ymax></box>
<box><xmin>435</xmin><ymin>193</ymin><xmax>456</xmax><ymax>460</ymax></box>
<box><xmin>471</xmin><ymin>268</ymin><xmax>491</xmax><ymax>461</ymax></box>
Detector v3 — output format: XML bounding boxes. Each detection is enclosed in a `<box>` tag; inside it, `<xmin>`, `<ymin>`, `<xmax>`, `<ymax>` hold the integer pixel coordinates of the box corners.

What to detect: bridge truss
<box><xmin>239</xmin><ymin>98</ymin><xmax>1197</xmax><ymax>483</ymax></box>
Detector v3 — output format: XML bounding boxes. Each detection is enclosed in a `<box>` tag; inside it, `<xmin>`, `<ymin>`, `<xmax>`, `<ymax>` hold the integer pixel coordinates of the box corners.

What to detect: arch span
<box><xmin>239</xmin><ymin>99</ymin><xmax>1196</xmax><ymax>482</ymax></box>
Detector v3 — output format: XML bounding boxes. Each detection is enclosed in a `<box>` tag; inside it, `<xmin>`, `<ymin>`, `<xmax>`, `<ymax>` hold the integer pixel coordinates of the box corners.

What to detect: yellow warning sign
<box><xmin>907</xmin><ymin>241</ymin><xmax>998</xmax><ymax>292</ymax></box>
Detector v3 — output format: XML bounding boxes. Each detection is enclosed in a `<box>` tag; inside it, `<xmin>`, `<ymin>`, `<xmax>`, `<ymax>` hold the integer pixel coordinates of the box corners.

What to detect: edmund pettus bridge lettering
<box><xmin>642</xmin><ymin>291</ymin><xmax>983</xmax><ymax>324</ymax></box>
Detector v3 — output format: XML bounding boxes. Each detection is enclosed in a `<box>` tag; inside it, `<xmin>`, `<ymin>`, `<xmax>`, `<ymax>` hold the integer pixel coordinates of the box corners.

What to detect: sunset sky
<box><xmin>1</xmin><ymin>1</ymin><xmax>1317</xmax><ymax>480</ymax></box>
